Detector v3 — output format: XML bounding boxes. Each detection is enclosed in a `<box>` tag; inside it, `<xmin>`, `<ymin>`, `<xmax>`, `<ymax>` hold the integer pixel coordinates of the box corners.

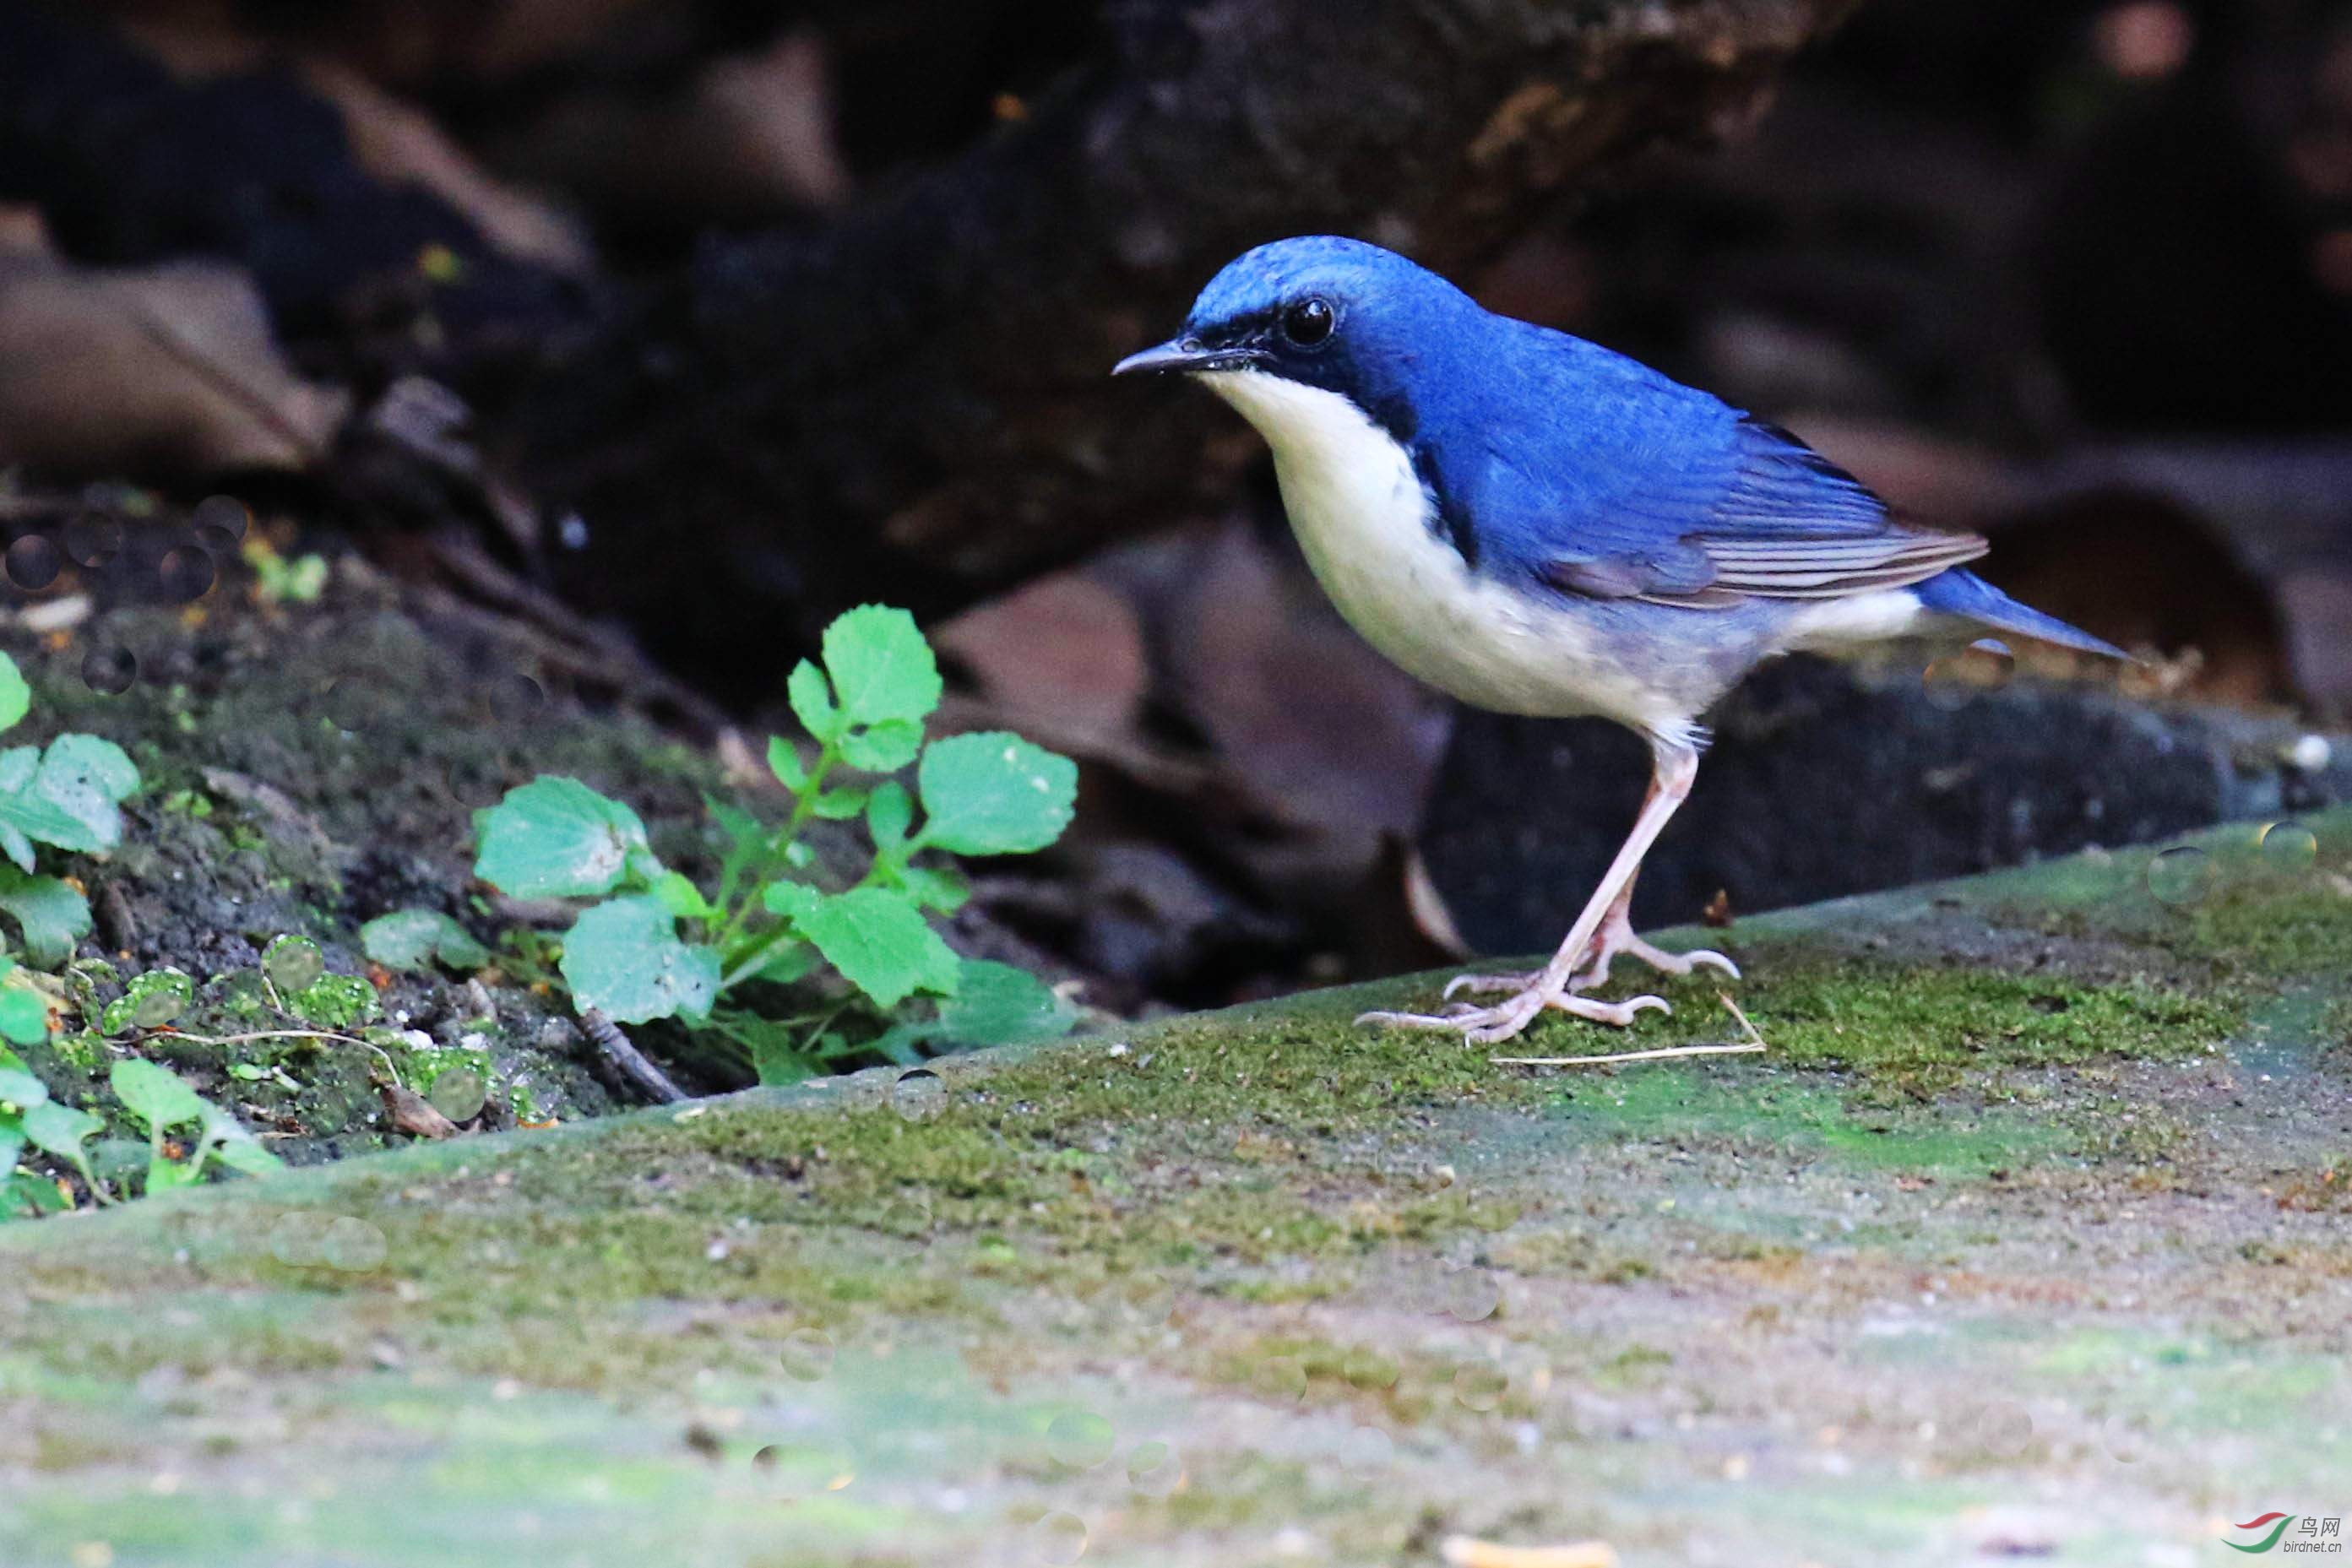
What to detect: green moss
<box><xmin>2</xmin><ymin>810</ymin><xmax>2348</xmax><ymax>1565</ymax></box>
<box><xmin>1676</xmin><ymin>958</ymin><xmax>2236</xmax><ymax>1101</ymax></box>
<box><xmin>285</xmin><ymin>973</ymin><xmax>380</xmax><ymax>1029</ymax></box>
<box><xmin>48</xmin><ymin>1030</ymin><xmax>102</xmax><ymax>1075</ymax></box>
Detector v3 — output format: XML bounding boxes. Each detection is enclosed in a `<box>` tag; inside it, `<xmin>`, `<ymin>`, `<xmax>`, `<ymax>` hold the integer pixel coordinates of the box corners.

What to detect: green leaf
<box><xmin>204</xmin><ymin>1108</ymin><xmax>283</xmax><ymax>1176</ymax></box>
<box><xmin>932</xmin><ymin>959</ymin><xmax>1078</xmax><ymax>1048</ymax></box>
<box><xmin>0</xmin><ymin>1067</ymin><xmax>48</xmax><ymax>1108</ymax></box>
<box><xmin>24</xmin><ymin>735</ymin><xmax>140</xmax><ymax>852</ymax></box>
<box><xmin>712</xmin><ymin>1014</ymin><xmax>820</xmax><ymax>1088</ymax></box>
<box><xmin>821</xmin><ymin>605</ymin><xmax>942</xmax><ymax>727</ymax></box>
<box><xmin>145</xmin><ymin>1158</ymin><xmax>198</xmax><ymax>1194</ymax></box>
<box><xmin>766</xmin><ymin>736</ymin><xmax>808</xmax><ymax>791</ymax></box>
<box><xmin>110</xmin><ymin>1058</ymin><xmax>207</xmax><ymax>1133</ymax></box>
<box><xmin>2</xmin><ymin>1171</ymin><xmax>71</xmax><ymax>1217</ymax></box>
<box><xmin>0</xmin><ymin>868</ymin><xmax>90</xmax><ymax>969</ymax></box>
<box><xmin>840</xmin><ymin>719</ymin><xmax>923</xmax><ymax>773</ymax></box>
<box><xmin>0</xmin><ymin>741</ymin><xmax>111</xmax><ymax>860</ymax></box>
<box><xmin>868</xmin><ymin>1021</ymin><xmax>927</xmax><ymax>1066</ymax></box>
<box><xmin>22</xmin><ymin>1099</ymin><xmax>100</xmax><ymax>1170</ymax></box>
<box><xmin>212</xmin><ymin>1137</ymin><xmax>284</xmax><ymax>1175</ymax></box>
<box><xmin>810</xmin><ymin>785</ymin><xmax>869</xmax><ymax>821</ymax></box>
<box><xmin>0</xmin><ymin>653</ymin><xmax>27</xmax><ymax>735</ymax></box>
<box><xmin>709</xmin><ymin>796</ymin><xmax>769</xmax><ymax>910</ymax></box>
<box><xmin>0</xmin><ymin>747</ymin><xmax>35</xmax><ymax>796</ymax></box>
<box><xmin>361</xmin><ymin>909</ymin><xmax>491</xmax><ymax>974</ymax></box>
<box><xmin>899</xmin><ymin>865</ymin><xmax>970</xmax><ymax>914</ymax></box>
<box><xmin>0</xmin><ymin>822</ymin><xmax>32</xmax><ymax>876</ymax></box>
<box><xmin>866</xmin><ymin>782</ymin><xmax>913</xmax><ymax>848</ymax></box>
<box><xmin>559</xmin><ymin>896</ymin><xmax>720</xmax><ymax>1025</ymax></box>
<box><xmin>785</xmin><ymin>887</ymin><xmax>959</xmax><ymax>1011</ymax></box>
<box><xmin>646</xmin><ymin>872</ymin><xmax>714</xmax><ymax>922</ymax></box>
<box><xmin>0</xmin><ymin>1128</ymin><xmax>24</xmax><ymax>1185</ymax></box>
<box><xmin>752</xmin><ymin>943</ymin><xmax>819</xmax><ymax>985</ymax></box>
<box><xmin>473</xmin><ymin>777</ymin><xmax>650</xmax><ymax>898</ymax></box>
<box><xmin>752</xmin><ymin>1039</ymin><xmax>817</xmax><ymax>1086</ymax></box>
<box><xmin>0</xmin><ymin>987</ymin><xmax>46</xmax><ymax>1046</ymax></box>
<box><xmin>762</xmin><ymin>880</ymin><xmax>823</xmax><ymax>925</ymax></box>
<box><xmin>787</xmin><ymin>660</ymin><xmax>839</xmax><ymax>742</ymax></box>
<box><xmin>915</xmin><ymin>732</ymin><xmax>1078</xmax><ymax>855</ymax></box>
<box><xmin>100</xmin><ymin>968</ymin><xmax>193</xmax><ymax>1034</ymax></box>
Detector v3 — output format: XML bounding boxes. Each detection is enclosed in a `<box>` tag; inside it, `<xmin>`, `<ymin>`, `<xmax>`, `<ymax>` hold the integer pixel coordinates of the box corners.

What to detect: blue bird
<box><xmin>1115</xmin><ymin>236</ymin><xmax>2128</xmax><ymax>1044</ymax></box>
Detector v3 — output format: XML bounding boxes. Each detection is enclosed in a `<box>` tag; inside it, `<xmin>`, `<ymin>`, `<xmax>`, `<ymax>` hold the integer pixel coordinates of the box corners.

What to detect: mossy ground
<box><xmin>2</xmin><ymin>809</ymin><xmax>2348</xmax><ymax>1565</ymax></box>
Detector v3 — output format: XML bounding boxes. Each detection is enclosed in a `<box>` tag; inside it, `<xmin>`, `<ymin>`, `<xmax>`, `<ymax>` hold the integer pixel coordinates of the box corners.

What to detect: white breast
<box><xmin>1203</xmin><ymin>370</ymin><xmax>1679</xmax><ymax>729</ymax></box>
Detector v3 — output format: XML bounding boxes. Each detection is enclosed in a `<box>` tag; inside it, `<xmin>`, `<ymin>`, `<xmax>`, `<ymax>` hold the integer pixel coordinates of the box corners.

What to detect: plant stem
<box><xmin>719</xmin><ymin>929</ymin><xmax>793</xmax><ymax>990</ymax></box>
<box><xmin>800</xmin><ymin>1001</ymin><xmax>850</xmax><ymax>1055</ymax></box>
<box><xmin>713</xmin><ymin>738</ymin><xmax>839</xmax><ymax>958</ymax></box>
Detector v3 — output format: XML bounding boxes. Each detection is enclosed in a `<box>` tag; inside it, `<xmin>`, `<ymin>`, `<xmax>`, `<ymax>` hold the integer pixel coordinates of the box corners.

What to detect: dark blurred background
<box><xmin>1</xmin><ymin>0</ymin><xmax>2347</xmax><ymax>1014</ymax></box>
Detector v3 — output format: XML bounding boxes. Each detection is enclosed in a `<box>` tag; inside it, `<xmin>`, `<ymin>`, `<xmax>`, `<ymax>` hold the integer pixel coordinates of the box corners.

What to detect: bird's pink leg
<box><xmin>1362</xmin><ymin>735</ymin><xmax>1706</xmax><ymax>1045</ymax></box>
<box><xmin>1562</xmin><ymin>872</ymin><xmax>1739</xmax><ymax>992</ymax></box>
<box><xmin>1441</xmin><ymin>778</ymin><xmax>1739</xmax><ymax>1000</ymax></box>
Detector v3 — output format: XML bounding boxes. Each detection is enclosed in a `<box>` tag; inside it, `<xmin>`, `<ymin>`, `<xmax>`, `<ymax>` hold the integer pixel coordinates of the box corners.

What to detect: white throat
<box><xmin>1198</xmin><ymin>368</ymin><xmax>1678</xmax><ymax>730</ymax></box>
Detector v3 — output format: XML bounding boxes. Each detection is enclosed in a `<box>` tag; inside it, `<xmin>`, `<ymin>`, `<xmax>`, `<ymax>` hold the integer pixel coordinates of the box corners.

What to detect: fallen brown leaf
<box><xmin>0</xmin><ymin>258</ymin><xmax>347</xmax><ymax>476</ymax></box>
<box><xmin>378</xmin><ymin>1082</ymin><xmax>460</xmax><ymax>1140</ymax></box>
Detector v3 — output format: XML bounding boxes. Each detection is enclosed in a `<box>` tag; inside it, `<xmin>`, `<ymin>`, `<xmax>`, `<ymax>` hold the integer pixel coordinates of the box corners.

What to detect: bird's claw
<box><xmin>1568</xmin><ymin>934</ymin><xmax>1741</xmax><ymax>995</ymax></box>
<box><xmin>1441</xmin><ymin>938</ymin><xmax>1740</xmax><ymax>1004</ymax></box>
<box><xmin>1442</xmin><ymin>972</ymin><xmax>1535</xmax><ymax>1001</ymax></box>
<box><xmin>1358</xmin><ymin>987</ymin><xmax>1669</xmax><ymax>1044</ymax></box>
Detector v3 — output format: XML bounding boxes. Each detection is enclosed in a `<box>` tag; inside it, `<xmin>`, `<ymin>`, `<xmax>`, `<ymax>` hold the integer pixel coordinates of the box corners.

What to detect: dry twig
<box><xmin>579</xmin><ymin>1007</ymin><xmax>687</xmax><ymax>1104</ymax></box>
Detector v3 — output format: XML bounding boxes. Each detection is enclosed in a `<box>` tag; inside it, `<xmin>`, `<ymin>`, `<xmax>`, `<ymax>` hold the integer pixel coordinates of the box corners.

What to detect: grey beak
<box><xmin>1112</xmin><ymin>339</ymin><xmax>1203</xmax><ymax>377</ymax></box>
<box><xmin>1112</xmin><ymin>338</ymin><xmax>1223</xmax><ymax>377</ymax></box>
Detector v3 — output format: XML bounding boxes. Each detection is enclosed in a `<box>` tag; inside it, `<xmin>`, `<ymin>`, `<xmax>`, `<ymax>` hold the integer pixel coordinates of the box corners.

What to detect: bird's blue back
<box><xmin>1182</xmin><ymin>238</ymin><xmax>1892</xmax><ymax>593</ymax></box>
<box><xmin>1176</xmin><ymin>236</ymin><xmax>2122</xmax><ymax>661</ymax></box>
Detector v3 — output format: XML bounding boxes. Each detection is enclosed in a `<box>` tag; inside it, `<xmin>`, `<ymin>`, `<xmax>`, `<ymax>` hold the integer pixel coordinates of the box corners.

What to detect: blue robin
<box><xmin>1116</xmin><ymin>236</ymin><xmax>2126</xmax><ymax>1044</ymax></box>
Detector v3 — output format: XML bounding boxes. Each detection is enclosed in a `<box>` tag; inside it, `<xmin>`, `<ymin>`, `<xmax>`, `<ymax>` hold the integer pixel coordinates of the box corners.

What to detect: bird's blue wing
<box><xmin>1445</xmin><ymin>337</ymin><xmax>1985</xmax><ymax>604</ymax></box>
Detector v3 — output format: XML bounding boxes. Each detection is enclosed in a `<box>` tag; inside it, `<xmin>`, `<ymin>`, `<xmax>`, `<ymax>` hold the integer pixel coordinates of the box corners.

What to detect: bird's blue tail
<box><xmin>1912</xmin><ymin>569</ymin><xmax>2131</xmax><ymax>660</ymax></box>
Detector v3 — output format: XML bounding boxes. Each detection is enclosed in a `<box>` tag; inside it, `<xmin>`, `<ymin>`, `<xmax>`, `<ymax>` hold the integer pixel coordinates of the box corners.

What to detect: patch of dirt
<box><xmin>0</xmin><ymin>542</ymin><xmax>761</xmax><ymax>1159</ymax></box>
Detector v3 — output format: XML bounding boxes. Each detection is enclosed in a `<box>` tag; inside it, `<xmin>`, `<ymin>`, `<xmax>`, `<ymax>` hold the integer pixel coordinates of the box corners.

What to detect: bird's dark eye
<box><xmin>1281</xmin><ymin>297</ymin><xmax>1335</xmax><ymax>346</ymax></box>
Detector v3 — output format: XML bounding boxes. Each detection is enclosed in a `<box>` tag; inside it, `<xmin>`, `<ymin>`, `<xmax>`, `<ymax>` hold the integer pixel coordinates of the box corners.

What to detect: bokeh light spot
<box><xmin>1046</xmin><ymin>1410</ymin><xmax>1115</xmax><ymax>1470</ymax></box>
<box><xmin>6</xmin><ymin>535</ymin><xmax>60</xmax><ymax>591</ymax></box>
<box><xmin>779</xmin><ymin>1327</ymin><xmax>835</xmax><ymax>1381</ymax></box>
<box><xmin>81</xmin><ymin>644</ymin><xmax>137</xmax><ymax>696</ymax></box>
<box><xmin>2147</xmin><ymin>844</ymin><xmax>2213</xmax><ymax>906</ymax></box>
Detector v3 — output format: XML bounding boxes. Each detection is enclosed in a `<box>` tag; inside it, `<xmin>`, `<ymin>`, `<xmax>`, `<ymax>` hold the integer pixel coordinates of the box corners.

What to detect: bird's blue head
<box><xmin>1113</xmin><ymin>236</ymin><xmax>1480</xmax><ymax>438</ymax></box>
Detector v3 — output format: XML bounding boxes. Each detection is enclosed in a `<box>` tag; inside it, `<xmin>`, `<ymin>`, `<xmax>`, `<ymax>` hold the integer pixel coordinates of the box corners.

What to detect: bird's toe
<box><xmin>1544</xmin><ymin>990</ymin><xmax>1670</xmax><ymax>1028</ymax></box>
<box><xmin>1442</xmin><ymin>971</ymin><xmax>1534</xmax><ymax>1000</ymax></box>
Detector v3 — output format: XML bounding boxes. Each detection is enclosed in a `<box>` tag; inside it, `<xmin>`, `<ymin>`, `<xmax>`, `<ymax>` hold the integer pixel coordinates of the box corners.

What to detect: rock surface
<box><xmin>1421</xmin><ymin>654</ymin><xmax>2348</xmax><ymax>953</ymax></box>
<box><xmin>3</xmin><ymin>809</ymin><xmax>2347</xmax><ymax>1565</ymax></box>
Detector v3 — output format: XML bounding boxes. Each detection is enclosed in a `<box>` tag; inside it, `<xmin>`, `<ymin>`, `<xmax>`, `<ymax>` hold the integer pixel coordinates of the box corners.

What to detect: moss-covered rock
<box><xmin>2</xmin><ymin>810</ymin><xmax>2347</xmax><ymax>1565</ymax></box>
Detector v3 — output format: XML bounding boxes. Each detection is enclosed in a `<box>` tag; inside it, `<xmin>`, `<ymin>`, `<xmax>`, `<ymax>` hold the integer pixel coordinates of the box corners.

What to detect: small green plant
<box><xmin>0</xmin><ymin>958</ymin><xmax>84</xmax><ymax>1216</ymax></box>
<box><xmin>0</xmin><ymin>650</ymin><xmax>141</xmax><ymax>966</ymax></box>
<box><xmin>108</xmin><ymin>1057</ymin><xmax>282</xmax><ymax>1193</ymax></box>
<box><xmin>360</xmin><ymin>909</ymin><xmax>490</xmax><ymax>974</ymax></box>
<box><xmin>464</xmin><ymin>605</ymin><xmax>1078</xmax><ymax>1082</ymax></box>
<box><xmin>3</xmin><ymin>1040</ymin><xmax>278</xmax><ymax>1217</ymax></box>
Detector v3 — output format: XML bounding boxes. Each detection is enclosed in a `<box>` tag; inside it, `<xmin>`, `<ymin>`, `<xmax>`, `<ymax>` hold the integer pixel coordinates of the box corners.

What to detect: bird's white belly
<box><xmin>1206</xmin><ymin>371</ymin><xmax>1670</xmax><ymax>725</ymax></box>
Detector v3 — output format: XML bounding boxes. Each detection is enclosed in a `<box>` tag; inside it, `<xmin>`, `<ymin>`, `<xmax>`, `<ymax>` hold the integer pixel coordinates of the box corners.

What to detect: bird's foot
<box><xmin>1441</xmin><ymin>969</ymin><xmax>1539</xmax><ymax>1001</ymax></box>
<box><xmin>1567</xmin><ymin>920</ymin><xmax>1739</xmax><ymax>995</ymax></box>
<box><xmin>1359</xmin><ymin>985</ymin><xmax>1669</xmax><ymax>1046</ymax></box>
<box><xmin>1438</xmin><ymin>924</ymin><xmax>1738</xmax><ymax>1002</ymax></box>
